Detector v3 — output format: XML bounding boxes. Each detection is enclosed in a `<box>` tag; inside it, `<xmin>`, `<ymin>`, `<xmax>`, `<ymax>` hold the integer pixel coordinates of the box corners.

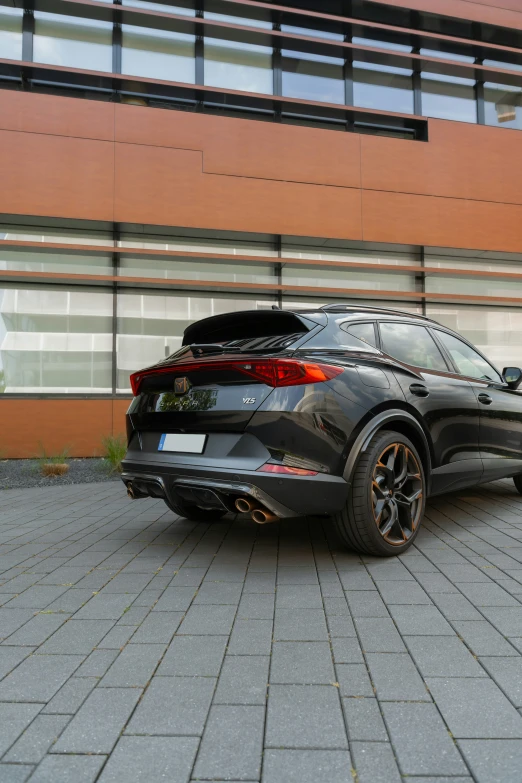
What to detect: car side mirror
<box><xmin>503</xmin><ymin>367</ymin><xmax>522</xmax><ymax>389</ymax></box>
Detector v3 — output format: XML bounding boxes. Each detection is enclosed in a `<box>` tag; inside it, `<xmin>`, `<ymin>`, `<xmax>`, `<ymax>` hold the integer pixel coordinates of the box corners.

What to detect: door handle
<box><xmin>409</xmin><ymin>383</ymin><xmax>429</xmax><ymax>397</ymax></box>
<box><xmin>478</xmin><ymin>393</ymin><xmax>493</xmax><ymax>405</ymax></box>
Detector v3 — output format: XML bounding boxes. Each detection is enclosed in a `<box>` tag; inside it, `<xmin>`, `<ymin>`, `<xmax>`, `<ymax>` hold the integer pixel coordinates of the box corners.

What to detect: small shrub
<box><xmin>102</xmin><ymin>434</ymin><xmax>127</xmax><ymax>474</ymax></box>
<box><xmin>37</xmin><ymin>445</ymin><xmax>70</xmax><ymax>477</ymax></box>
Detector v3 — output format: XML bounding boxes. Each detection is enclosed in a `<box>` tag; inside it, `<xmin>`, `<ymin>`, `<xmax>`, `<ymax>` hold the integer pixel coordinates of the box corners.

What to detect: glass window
<box><xmin>484</xmin><ymin>82</ymin><xmax>522</xmax><ymax>130</ymax></box>
<box><xmin>0</xmin><ymin>223</ymin><xmax>113</xmax><ymax>246</ymax></box>
<box><xmin>119</xmin><ymin>231</ymin><xmax>277</xmax><ymax>256</ymax></box>
<box><xmin>426</xmin><ymin>305</ymin><xmax>522</xmax><ymax>371</ymax></box>
<box><xmin>282</xmin><ymin>49</ymin><xmax>344</xmax><ymax>104</ymax></box>
<box><xmin>435</xmin><ymin>330</ymin><xmax>502</xmax><ymax>382</ymax></box>
<box><xmin>353</xmin><ymin>62</ymin><xmax>414</xmax><ymax>114</ymax></box>
<box><xmin>119</xmin><ymin>255</ymin><xmax>274</xmax><ymax>284</ymax></box>
<box><xmin>0</xmin><ymin>248</ymin><xmax>112</xmax><ymax>276</ymax></box>
<box><xmin>421</xmin><ymin>72</ymin><xmax>477</xmax><ymax>122</ymax></box>
<box><xmin>0</xmin><ymin>286</ymin><xmax>112</xmax><ymax>394</ymax></box>
<box><xmin>204</xmin><ymin>12</ymin><xmax>272</xmax><ymax>94</ymax></box>
<box><xmin>116</xmin><ymin>291</ymin><xmax>275</xmax><ymax>392</ymax></box>
<box><xmin>379</xmin><ymin>322</ymin><xmax>448</xmax><ymax>371</ymax></box>
<box><xmin>0</xmin><ymin>7</ymin><xmax>23</xmax><ymax>61</ymax></box>
<box><xmin>33</xmin><ymin>12</ymin><xmax>113</xmax><ymax>71</ymax></box>
<box><xmin>282</xmin><ymin>264</ymin><xmax>416</xmax><ymax>293</ymax></box>
<box><xmin>341</xmin><ymin>321</ymin><xmax>377</xmax><ymax>347</ymax></box>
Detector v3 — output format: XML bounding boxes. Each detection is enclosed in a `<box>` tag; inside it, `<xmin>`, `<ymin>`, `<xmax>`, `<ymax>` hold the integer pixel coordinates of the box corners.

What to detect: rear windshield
<box><xmin>182</xmin><ymin>311</ymin><xmax>313</xmax><ymax>347</ymax></box>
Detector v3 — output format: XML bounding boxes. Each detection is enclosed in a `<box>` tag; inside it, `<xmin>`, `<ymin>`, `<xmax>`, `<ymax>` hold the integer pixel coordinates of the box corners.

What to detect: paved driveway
<box><xmin>2</xmin><ymin>480</ymin><xmax>522</xmax><ymax>782</ymax></box>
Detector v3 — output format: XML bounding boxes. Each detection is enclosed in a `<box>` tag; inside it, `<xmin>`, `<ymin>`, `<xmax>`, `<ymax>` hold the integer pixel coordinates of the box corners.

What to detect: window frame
<box><xmin>340</xmin><ymin>319</ymin><xmax>379</xmax><ymax>349</ymax></box>
<box><xmin>430</xmin><ymin>327</ymin><xmax>504</xmax><ymax>384</ymax></box>
<box><xmin>376</xmin><ymin>319</ymin><xmax>450</xmax><ymax>373</ymax></box>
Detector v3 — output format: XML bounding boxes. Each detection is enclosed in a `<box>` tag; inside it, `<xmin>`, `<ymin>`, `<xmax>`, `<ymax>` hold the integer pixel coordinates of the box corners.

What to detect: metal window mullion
<box><xmin>419</xmin><ymin>246</ymin><xmax>426</xmax><ymax>316</ymax></box>
<box><xmin>195</xmin><ymin>0</ymin><xmax>204</xmax><ymax>87</ymax></box>
<box><xmin>475</xmin><ymin>58</ymin><xmax>485</xmax><ymax>125</ymax></box>
<box><xmin>22</xmin><ymin>4</ymin><xmax>34</xmax><ymax>68</ymax></box>
<box><xmin>412</xmin><ymin>47</ymin><xmax>422</xmax><ymax>117</ymax></box>
<box><xmin>273</xmin><ymin>17</ymin><xmax>282</xmax><ymax>122</ymax></box>
<box><xmin>113</xmin><ymin>0</ymin><xmax>122</xmax><ymax>104</ymax></box>
<box><xmin>276</xmin><ymin>236</ymin><xmax>283</xmax><ymax>308</ymax></box>
<box><xmin>344</xmin><ymin>26</ymin><xmax>354</xmax><ymax>131</ymax></box>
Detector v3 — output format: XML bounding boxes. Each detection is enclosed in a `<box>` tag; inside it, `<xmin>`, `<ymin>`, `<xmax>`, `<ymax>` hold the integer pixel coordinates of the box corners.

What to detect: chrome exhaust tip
<box><xmin>251</xmin><ymin>507</ymin><xmax>278</xmax><ymax>525</ymax></box>
<box><xmin>235</xmin><ymin>497</ymin><xmax>255</xmax><ymax>513</ymax></box>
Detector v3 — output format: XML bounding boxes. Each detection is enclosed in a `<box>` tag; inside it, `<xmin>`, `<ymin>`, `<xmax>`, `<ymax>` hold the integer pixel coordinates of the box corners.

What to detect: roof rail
<box><xmin>320</xmin><ymin>304</ymin><xmax>434</xmax><ymax>321</ymax></box>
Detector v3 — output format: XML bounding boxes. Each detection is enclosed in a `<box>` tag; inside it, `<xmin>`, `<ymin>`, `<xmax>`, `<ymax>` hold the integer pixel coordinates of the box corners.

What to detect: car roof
<box><xmin>292</xmin><ymin>304</ymin><xmax>437</xmax><ymax>324</ymax></box>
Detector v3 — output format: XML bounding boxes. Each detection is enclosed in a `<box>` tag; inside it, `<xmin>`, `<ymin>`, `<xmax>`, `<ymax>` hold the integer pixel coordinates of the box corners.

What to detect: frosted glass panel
<box><xmin>34</xmin><ymin>12</ymin><xmax>112</xmax><ymax>71</ymax></box>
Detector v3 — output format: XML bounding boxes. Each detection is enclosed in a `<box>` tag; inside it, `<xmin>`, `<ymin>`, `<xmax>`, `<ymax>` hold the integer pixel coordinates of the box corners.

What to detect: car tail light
<box><xmin>257</xmin><ymin>463</ymin><xmax>318</xmax><ymax>476</ymax></box>
<box><xmin>129</xmin><ymin>359</ymin><xmax>342</xmax><ymax>396</ymax></box>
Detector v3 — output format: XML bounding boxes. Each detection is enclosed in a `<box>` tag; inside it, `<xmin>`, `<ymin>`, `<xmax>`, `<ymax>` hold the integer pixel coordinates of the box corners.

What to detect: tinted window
<box><xmin>380</xmin><ymin>322</ymin><xmax>447</xmax><ymax>371</ymax></box>
<box><xmin>341</xmin><ymin>321</ymin><xmax>377</xmax><ymax>348</ymax></box>
<box><xmin>435</xmin><ymin>331</ymin><xmax>502</xmax><ymax>382</ymax></box>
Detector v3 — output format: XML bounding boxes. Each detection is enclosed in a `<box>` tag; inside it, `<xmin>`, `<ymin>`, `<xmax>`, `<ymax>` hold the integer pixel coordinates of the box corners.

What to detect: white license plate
<box><xmin>158</xmin><ymin>434</ymin><xmax>206</xmax><ymax>454</ymax></box>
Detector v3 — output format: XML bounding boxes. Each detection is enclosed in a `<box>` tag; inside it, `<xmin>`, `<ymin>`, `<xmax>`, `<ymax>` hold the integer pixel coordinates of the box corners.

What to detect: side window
<box><xmin>435</xmin><ymin>331</ymin><xmax>502</xmax><ymax>382</ymax></box>
<box><xmin>379</xmin><ymin>322</ymin><xmax>448</xmax><ymax>371</ymax></box>
<box><xmin>340</xmin><ymin>321</ymin><xmax>378</xmax><ymax>348</ymax></box>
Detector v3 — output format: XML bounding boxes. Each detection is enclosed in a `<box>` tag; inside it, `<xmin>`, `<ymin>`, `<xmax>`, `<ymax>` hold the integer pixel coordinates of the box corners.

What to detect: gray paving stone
<box><xmin>262</xmin><ymin>749</ymin><xmax>352</xmax><ymax>783</ymax></box>
<box><xmin>388</xmin><ymin>604</ymin><xmax>455</xmax><ymax>635</ymax></box>
<box><xmin>97</xmin><ymin>736</ymin><xmax>199</xmax><ymax>783</ymax></box>
<box><xmin>193</xmin><ymin>705</ymin><xmax>264</xmax><ymax>780</ymax></box>
<box><xmin>382</xmin><ymin>702</ymin><xmax>467</xmax><ymax>776</ymax></box>
<box><xmin>42</xmin><ymin>677</ymin><xmax>98</xmax><ymax>715</ymax></box>
<box><xmin>338</xmin><ymin>568</ymin><xmax>375</xmax><ymax>591</ymax></box>
<box><xmin>0</xmin><ymin>703</ymin><xmax>42</xmax><ymax>756</ymax></box>
<box><xmin>26</xmin><ymin>754</ymin><xmax>106</xmax><ymax>783</ymax></box>
<box><xmin>275</xmin><ymin>584</ymin><xmax>323</xmax><ymax>609</ymax></box>
<box><xmin>74</xmin><ymin>649</ymin><xmax>119</xmax><ymax>678</ymax></box>
<box><xmin>5</xmin><ymin>586</ymin><xmax>69</xmax><ymax>609</ymax></box>
<box><xmin>458</xmin><ymin>582</ymin><xmax>520</xmax><ymax>606</ymax></box>
<box><xmin>214</xmin><ymin>655</ymin><xmax>269</xmax><ymax>705</ymax></box>
<box><xmin>453</xmin><ymin>621</ymin><xmax>520</xmax><ymax>656</ymax></box>
<box><xmin>38</xmin><ymin>619</ymin><xmax>115</xmax><ymax>654</ymax></box>
<box><xmin>126</xmin><ymin>677</ymin><xmax>215</xmax><ymax>736</ymax></box>
<box><xmin>236</xmin><ymin>593</ymin><xmax>275</xmax><ymax>619</ymax></box>
<box><xmin>193</xmin><ymin>581</ymin><xmax>243</xmax><ymax>605</ymax></box>
<box><xmin>243</xmin><ymin>572</ymin><xmax>276</xmax><ymax>593</ymax></box>
<box><xmin>276</xmin><ymin>567</ymin><xmax>318</xmax><ymax>585</ymax></box>
<box><xmin>327</xmin><ymin>614</ymin><xmax>357</xmax><ymax>638</ymax></box>
<box><xmin>366</xmin><ymin>653</ymin><xmax>431</xmax><ymax>701</ymax></box>
<box><xmin>331</xmin><ymin>637</ymin><xmax>364</xmax><ymax>664</ymax></box>
<box><xmin>431</xmin><ymin>593</ymin><xmax>483</xmax><ymax>621</ymax></box>
<box><xmin>345</xmin><ymin>591</ymin><xmax>390</xmax><ymax>618</ymax></box>
<box><xmin>355</xmin><ymin>617</ymin><xmax>407</xmax><ymax>653</ymax></box>
<box><xmin>438</xmin><ymin>564</ymin><xmax>491</xmax><ymax>582</ymax></box>
<box><xmin>52</xmin><ymin>686</ymin><xmax>142</xmax><ymax>754</ymax></box>
<box><xmin>413</xmin><ymin>573</ymin><xmax>460</xmax><ymax>593</ymax></box>
<box><xmin>177</xmin><ymin>604</ymin><xmax>236</xmax><ymax>636</ymax></box>
<box><xmin>335</xmin><ymin>664</ymin><xmax>374</xmax><ymax>697</ymax></box>
<box><xmin>375</xmin><ymin>580</ymin><xmax>432</xmax><ymax>604</ymax></box>
<box><xmin>479</xmin><ymin>657</ymin><xmax>522</xmax><ymax>707</ymax></box>
<box><xmin>343</xmin><ymin>697</ymin><xmax>388</xmax><ymax>741</ymax></box>
<box><xmin>170</xmin><ymin>567</ymin><xmax>207</xmax><ymax>586</ymax></box>
<box><xmin>74</xmin><ymin>593</ymin><xmax>138</xmax><ymax>620</ymax></box>
<box><xmin>100</xmin><ymin>643</ymin><xmax>166</xmax><ymax>686</ymax></box>
<box><xmin>44</xmin><ymin>589</ymin><xmax>95</xmax><ymax>614</ymax></box>
<box><xmin>0</xmin><ymin>609</ymin><xmax>35</xmax><ymax>640</ymax></box>
<box><xmin>158</xmin><ymin>635</ymin><xmax>227</xmax><ymax>677</ymax></box>
<box><xmin>101</xmin><ymin>574</ymin><xmax>153</xmax><ymax>593</ymax></box>
<box><xmin>274</xmin><ymin>608</ymin><xmax>328</xmax><ymax>641</ymax></box>
<box><xmin>228</xmin><ymin>619</ymin><xmax>273</xmax><ymax>655</ymax></box>
<box><xmin>4</xmin><ymin>715</ymin><xmax>70</xmax><ymax>763</ymax></box>
<box><xmin>351</xmin><ymin>742</ymin><xmax>402</xmax><ymax>783</ymax></box>
<box><xmin>405</xmin><ymin>635</ymin><xmax>486</xmax><ymax>677</ymax></box>
<box><xmin>459</xmin><ymin>739</ymin><xmax>522</xmax><ymax>783</ymax></box>
<box><xmin>426</xmin><ymin>677</ymin><xmax>522</xmax><ymax>738</ymax></box>
<box><xmin>3</xmin><ymin>614</ymin><xmax>69</xmax><ymax>646</ymax></box>
<box><xmin>266</xmin><ymin>684</ymin><xmax>348</xmax><ymax>749</ymax></box>
<box><xmin>271</xmin><ymin>642</ymin><xmax>335</xmax><ymax>685</ymax></box>
<box><xmin>124</xmin><ymin>612</ymin><xmax>183</xmax><ymax>644</ymax></box>
<box><xmin>480</xmin><ymin>607</ymin><xmax>522</xmax><ymax>636</ymax></box>
<box><xmin>0</xmin><ymin>765</ymin><xmax>34</xmax><ymax>783</ymax></box>
<box><xmin>0</xmin><ymin>646</ymin><xmax>35</xmax><ymax>678</ymax></box>
<box><xmin>0</xmin><ymin>654</ymin><xmax>84</xmax><ymax>702</ymax></box>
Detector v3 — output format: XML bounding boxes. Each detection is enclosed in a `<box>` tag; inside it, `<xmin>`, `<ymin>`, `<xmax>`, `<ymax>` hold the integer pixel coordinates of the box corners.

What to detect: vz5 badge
<box><xmin>243</xmin><ymin>397</ymin><xmax>256</xmax><ymax>405</ymax></box>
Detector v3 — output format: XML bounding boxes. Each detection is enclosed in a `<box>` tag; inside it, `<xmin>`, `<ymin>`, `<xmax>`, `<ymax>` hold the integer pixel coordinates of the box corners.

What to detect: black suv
<box><xmin>122</xmin><ymin>304</ymin><xmax>522</xmax><ymax>556</ymax></box>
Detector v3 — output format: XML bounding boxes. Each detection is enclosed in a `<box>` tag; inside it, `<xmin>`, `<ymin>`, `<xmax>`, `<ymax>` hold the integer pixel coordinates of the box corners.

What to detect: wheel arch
<box><xmin>343</xmin><ymin>409</ymin><xmax>433</xmax><ymax>495</ymax></box>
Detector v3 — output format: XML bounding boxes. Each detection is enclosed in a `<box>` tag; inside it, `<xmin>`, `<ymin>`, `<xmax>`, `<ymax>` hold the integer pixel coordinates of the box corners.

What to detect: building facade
<box><xmin>1</xmin><ymin>0</ymin><xmax>522</xmax><ymax>456</ymax></box>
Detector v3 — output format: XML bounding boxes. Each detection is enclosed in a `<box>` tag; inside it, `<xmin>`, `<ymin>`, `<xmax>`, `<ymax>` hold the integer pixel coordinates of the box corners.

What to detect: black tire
<box><xmin>164</xmin><ymin>498</ymin><xmax>226</xmax><ymax>522</ymax></box>
<box><xmin>513</xmin><ymin>475</ymin><xmax>522</xmax><ymax>495</ymax></box>
<box><xmin>333</xmin><ymin>430</ymin><xmax>426</xmax><ymax>556</ymax></box>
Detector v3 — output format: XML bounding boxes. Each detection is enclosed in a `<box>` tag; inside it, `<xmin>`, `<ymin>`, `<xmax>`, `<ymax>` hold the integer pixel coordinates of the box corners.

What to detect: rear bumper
<box><xmin>121</xmin><ymin>457</ymin><xmax>349</xmax><ymax>517</ymax></box>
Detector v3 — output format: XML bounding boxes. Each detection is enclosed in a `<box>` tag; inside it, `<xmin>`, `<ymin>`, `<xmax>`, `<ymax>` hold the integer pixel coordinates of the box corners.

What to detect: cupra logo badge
<box><xmin>174</xmin><ymin>377</ymin><xmax>191</xmax><ymax>395</ymax></box>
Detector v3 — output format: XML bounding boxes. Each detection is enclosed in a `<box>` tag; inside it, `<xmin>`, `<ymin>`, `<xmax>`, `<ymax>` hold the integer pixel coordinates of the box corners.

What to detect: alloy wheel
<box><xmin>371</xmin><ymin>442</ymin><xmax>423</xmax><ymax>546</ymax></box>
